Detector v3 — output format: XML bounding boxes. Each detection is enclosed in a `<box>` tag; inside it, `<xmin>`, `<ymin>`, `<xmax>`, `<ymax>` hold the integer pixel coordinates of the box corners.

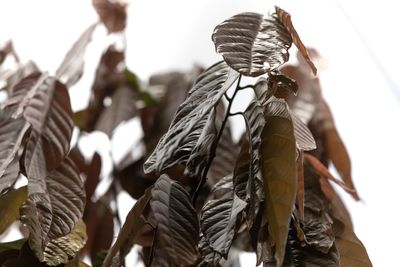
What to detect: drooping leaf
<box><xmin>102</xmin><ymin>186</ymin><xmax>153</xmax><ymax>267</ymax></box>
<box><xmin>201</xmin><ymin>192</ymin><xmax>247</xmax><ymax>257</ymax></box>
<box><xmin>83</xmin><ymin>152</ymin><xmax>102</xmax><ymax>201</ymax></box>
<box><xmin>207</xmin><ymin>102</ymin><xmax>240</xmax><ymax>187</ymax></box>
<box><xmin>144</xmin><ymin>61</ymin><xmax>239</xmax><ymax>175</ymax></box>
<box><xmin>261</xmin><ymin>96</ymin><xmax>297</xmax><ymax>266</ymax></box>
<box><xmin>150</xmin><ymin>175</ymin><xmax>199</xmax><ymax>266</ymax></box>
<box><xmin>0</xmin><ymin>186</ymin><xmax>27</xmax><ymax>234</ymax></box>
<box><xmin>55</xmin><ymin>23</ymin><xmax>98</xmax><ymax>88</ymax></box>
<box><xmin>20</xmin><ymin>157</ymin><xmax>85</xmax><ymax>264</ymax></box>
<box><xmin>92</xmin><ymin>0</ymin><xmax>127</xmax><ymax>33</ymax></box>
<box><xmin>95</xmin><ymin>85</ymin><xmax>137</xmax><ymax>137</ymax></box>
<box><xmin>2</xmin><ymin>61</ymin><xmax>40</xmax><ymax>94</ymax></box>
<box><xmin>212</xmin><ymin>12</ymin><xmax>292</xmax><ymax>77</ymax></box>
<box><xmin>274</xmin><ymin>6</ymin><xmax>317</xmax><ymax>75</ymax></box>
<box><xmin>233</xmin><ymin>100</ymin><xmax>265</xmax><ymax>227</ymax></box>
<box><xmin>0</xmin><ymin>113</ymin><xmax>30</xmax><ymax>195</ymax></box>
<box><xmin>291</xmin><ymin>112</ymin><xmax>316</xmax><ymax>151</ymax></box>
<box><xmin>3</xmin><ymin>73</ymin><xmax>74</xmax><ymax>180</ymax></box>
<box><xmin>198</xmin><ymin>233</ymin><xmax>223</xmax><ymax>266</ymax></box>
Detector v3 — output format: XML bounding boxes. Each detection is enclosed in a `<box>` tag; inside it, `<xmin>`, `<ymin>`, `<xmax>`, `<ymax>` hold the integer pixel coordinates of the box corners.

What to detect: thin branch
<box><xmin>192</xmin><ymin>74</ymin><xmax>242</xmax><ymax>204</ymax></box>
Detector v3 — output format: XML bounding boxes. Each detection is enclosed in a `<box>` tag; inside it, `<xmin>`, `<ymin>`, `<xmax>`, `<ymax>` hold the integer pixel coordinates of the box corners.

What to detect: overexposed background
<box><xmin>1</xmin><ymin>0</ymin><xmax>400</xmax><ymax>266</ymax></box>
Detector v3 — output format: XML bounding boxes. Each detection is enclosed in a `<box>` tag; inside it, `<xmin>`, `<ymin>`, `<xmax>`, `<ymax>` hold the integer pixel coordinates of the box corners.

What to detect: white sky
<box><xmin>1</xmin><ymin>0</ymin><xmax>400</xmax><ymax>266</ymax></box>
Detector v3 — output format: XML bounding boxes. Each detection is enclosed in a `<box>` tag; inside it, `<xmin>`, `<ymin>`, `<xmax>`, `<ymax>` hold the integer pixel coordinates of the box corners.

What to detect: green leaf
<box><xmin>0</xmin><ymin>186</ymin><xmax>27</xmax><ymax>235</ymax></box>
<box><xmin>261</xmin><ymin>97</ymin><xmax>297</xmax><ymax>266</ymax></box>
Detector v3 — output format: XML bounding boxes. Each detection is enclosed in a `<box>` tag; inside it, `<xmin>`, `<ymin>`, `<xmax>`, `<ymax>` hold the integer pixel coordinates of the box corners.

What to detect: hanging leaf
<box><xmin>92</xmin><ymin>0</ymin><xmax>127</xmax><ymax>33</ymax></box>
<box><xmin>261</xmin><ymin>96</ymin><xmax>297</xmax><ymax>266</ymax></box>
<box><xmin>233</xmin><ymin>100</ymin><xmax>265</xmax><ymax>227</ymax></box>
<box><xmin>0</xmin><ymin>186</ymin><xmax>27</xmax><ymax>234</ymax></box>
<box><xmin>198</xmin><ymin>233</ymin><xmax>223</xmax><ymax>266</ymax></box>
<box><xmin>55</xmin><ymin>23</ymin><xmax>98</xmax><ymax>88</ymax></box>
<box><xmin>207</xmin><ymin>102</ymin><xmax>240</xmax><ymax>187</ymax></box>
<box><xmin>212</xmin><ymin>12</ymin><xmax>292</xmax><ymax>77</ymax></box>
<box><xmin>3</xmin><ymin>73</ymin><xmax>74</xmax><ymax>180</ymax></box>
<box><xmin>0</xmin><ymin>113</ymin><xmax>30</xmax><ymax>195</ymax></box>
<box><xmin>274</xmin><ymin>6</ymin><xmax>317</xmax><ymax>75</ymax></box>
<box><xmin>102</xmin><ymin>187</ymin><xmax>153</xmax><ymax>267</ymax></box>
<box><xmin>291</xmin><ymin>112</ymin><xmax>316</xmax><ymax>151</ymax></box>
<box><xmin>144</xmin><ymin>61</ymin><xmax>239</xmax><ymax>175</ymax></box>
<box><xmin>201</xmin><ymin>192</ymin><xmax>247</xmax><ymax>257</ymax></box>
<box><xmin>20</xmin><ymin>157</ymin><xmax>85</xmax><ymax>264</ymax></box>
<box><xmin>150</xmin><ymin>175</ymin><xmax>199</xmax><ymax>266</ymax></box>
<box><xmin>95</xmin><ymin>85</ymin><xmax>138</xmax><ymax>137</ymax></box>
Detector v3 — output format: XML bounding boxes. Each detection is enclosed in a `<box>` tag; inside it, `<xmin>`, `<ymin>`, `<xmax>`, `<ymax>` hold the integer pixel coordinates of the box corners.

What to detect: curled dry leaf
<box><xmin>212</xmin><ymin>12</ymin><xmax>291</xmax><ymax>77</ymax></box>
<box><xmin>275</xmin><ymin>6</ymin><xmax>317</xmax><ymax>75</ymax></box>
<box><xmin>150</xmin><ymin>175</ymin><xmax>199</xmax><ymax>266</ymax></box>
<box><xmin>92</xmin><ymin>0</ymin><xmax>127</xmax><ymax>33</ymax></box>
<box><xmin>261</xmin><ymin>96</ymin><xmax>297</xmax><ymax>266</ymax></box>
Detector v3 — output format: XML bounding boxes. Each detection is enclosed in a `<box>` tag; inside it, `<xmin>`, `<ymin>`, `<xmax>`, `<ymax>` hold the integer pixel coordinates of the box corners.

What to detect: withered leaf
<box><xmin>274</xmin><ymin>6</ymin><xmax>317</xmax><ymax>75</ymax></box>
<box><xmin>150</xmin><ymin>175</ymin><xmax>199</xmax><ymax>266</ymax></box>
<box><xmin>144</xmin><ymin>61</ymin><xmax>239</xmax><ymax>175</ymax></box>
<box><xmin>212</xmin><ymin>12</ymin><xmax>292</xmax><ymax>77</ymax></box>
<box><xmin>261</xmin><ymin>96</ymin><xmax>297</xmax><ymax>266</ymax></box>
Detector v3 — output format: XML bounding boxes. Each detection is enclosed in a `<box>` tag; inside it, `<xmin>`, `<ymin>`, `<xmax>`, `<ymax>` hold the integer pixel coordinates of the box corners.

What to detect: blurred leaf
<box><xmin>84</xmin><ymin>152</ymin><xmax>102</xmax><ymax>201</ymax></box>
<box><xmin>83</xmin><ymin>200</ymin><xmax>113</xmax><ymax>264</ymax></box>
<box><xmin>3</xmin><ymin>61</ymin><xmax>40</xmax><ymax>93</ymax></box>
<box><xmin>275</xmin><ymin>6</ymin><xmax>317</xmax><ymax>75</ymax></box>
<box><xmin>212</xmin><ymin>12</ymin><xmax>291</xmax><ymax>77</ymax></box>
<box><xmin>0</xmin><ymin>186</ymin><xmax>27</xmax><ymax>234</ymax></box>
<box><xmin>55</xmin><ymin>23</ymin><xmax>98</xmax><ymax>88</ymax></box>
<box><xmin>0</xmin><ymin>239</ymin><xmax>26</xmax><ymax>253</ymax></box>
<box><xmin>261</xmin><ymin>97</ymin><xmax>297</xmax><ymax>266</ymax></box>
<box><xmin>94</xmin><ymin>85</ymin><xmax>137</xmax><ymax>137</ymax></box>
<box><xmin>144</xmin><ymin>61</ymin><xmax>239</xmax><ymax>175</ymax></box>
<box><xmin>92</xmin><ymin>0</ymin><xmax>127</xmax><ymax>33</ymax></box>
<box><xmin>150</xmin><ymin>175</ymin><xmax>199</xmax><ymax>266</ymax></box>
<box><xmin>86</xmin><ymin>45</ymin><xmax>124</xmax><ymax>132</ymax></box>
